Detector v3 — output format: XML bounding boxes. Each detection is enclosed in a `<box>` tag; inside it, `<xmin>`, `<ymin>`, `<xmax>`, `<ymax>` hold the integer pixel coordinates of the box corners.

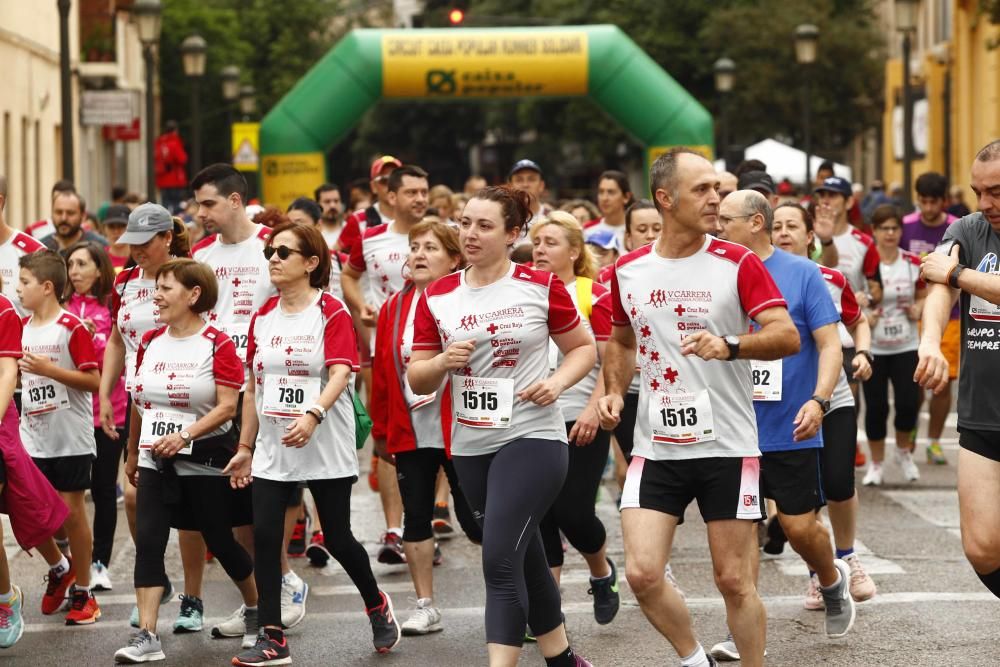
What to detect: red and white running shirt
<box><xmin>247</xmin><ymin>291</ymin><xmax>360</xmax><ymax>481</ymax></box>
<box><xmin>191</xmin><ymin>224</ymin><xmax>276</xmax><ymax>363</ymax></box>
<box><xmin>872</xmin><ymin>251</ymin><xmax>923</xmax><ymax>355</ymax></box>
<box><xmin>552</xmin><ymin>279</ymin><xmax>612</xmax><ymax>421</ymax></box>
<box><xmin>133</xmin><ymin>324</ymin><xmax>243</xmax><ymax>474</ymax></box>
<box><xmin>347</xmin><ymin>223</ymin><xmax>409</xmax><ymax>313</ymax></box>
<box><xmin>0</xmin><ymin>231</ymin><xmax>45</xmax><ymax>315</ymax></box>
<box><xmin>26</xmin><ymin>218</ymin><xmax>56</xmax><ymax>240</ymax></box>
<box><xmin>412</xmin><ymin>263</ymin><xmax>581</xmax><ymax>456</ymax></box>
<box><xmin>609</xmin><ymin>237</ymin><xmax>786</xmax><ymax>461</ymax></box>
<box><xmin>832</xmin><ymin>227</ymin><xmax>880</xmax><ymax>294</ymax></box>
<box><xmin>819</xmin><ymin>266</ymin><xmax>862</xmax><ymax>411</ymax></box>
<box><xmin>20</xmin><ymin>310</ymin><xmax>98</xmax><ymax>458</ymax></box>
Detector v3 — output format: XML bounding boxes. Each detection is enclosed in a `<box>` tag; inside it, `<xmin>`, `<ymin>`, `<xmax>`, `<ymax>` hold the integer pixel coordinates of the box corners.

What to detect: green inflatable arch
<box><xmin>260</xmin><ymin>25</ymin><xmax>714</xmax><ymax>209</ymax></box>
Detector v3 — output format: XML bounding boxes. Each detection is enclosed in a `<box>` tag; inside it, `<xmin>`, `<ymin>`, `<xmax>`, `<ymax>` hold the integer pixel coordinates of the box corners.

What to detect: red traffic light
<box><xmin>448</xmin><ymin>8</ymin><xmax>465</xmax><ymax>24</ymax></box>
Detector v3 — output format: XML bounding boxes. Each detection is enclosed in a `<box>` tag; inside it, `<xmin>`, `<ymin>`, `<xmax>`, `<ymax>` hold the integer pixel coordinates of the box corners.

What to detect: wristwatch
<box><xmin>724</xmin><ymin>335</ymin><xmax>741</xmax><ymax>361</ymax></box>
<box><xmin>948</xmin><ymin>263</ymin><xmax>966</xmax><ymax>289</ymax></box>
<box><xmin>809</xmin><ymin>395</ymin><xmax>831</xmax><ymax>414</ymax></box>
<box><xmin>179</xmin><ymin>431</ymin><xmax>193</xmax><ymax>446</ymax></box>
<box><xmin>855</xmin><ymin>350</ymin><xmax>874</xmax><ymax>364</ymax></box>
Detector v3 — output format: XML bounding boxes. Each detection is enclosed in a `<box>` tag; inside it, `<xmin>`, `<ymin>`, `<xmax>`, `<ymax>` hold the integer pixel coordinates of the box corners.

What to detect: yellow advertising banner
<box><xmin>231</xmin><ymin>122</ymin><xmax>260</xmax><ymax>172</ymax></box>
<box><xmin>647</xmin><ymin>145</ymin><xmax>714</xmax><ymax>165</ymax></box>
<box><xmin>382</xmin><ymin>31</ymin><xmax>588</xmax><ymax>98</ymax></box>
<box><xmin>262</xmin><ymin>153</ymin><xmax>325</xmax><ymax>212</ymax></box>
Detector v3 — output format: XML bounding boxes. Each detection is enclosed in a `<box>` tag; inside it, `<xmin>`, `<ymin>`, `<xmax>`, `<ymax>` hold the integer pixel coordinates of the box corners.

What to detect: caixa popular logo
<box><xmin>976</xmin><ymin>252</ymin><xmax>998</xmax><ymax>274</ymax></box>
<box><xmin>458</xmin><ymin>314</ymin><xmax>479</xmax><ymax>331</ymax></box>
<box><xmin>743</xmin><ymin>494</ymin><xmax>758</xmax><ymax>508</ymax></box>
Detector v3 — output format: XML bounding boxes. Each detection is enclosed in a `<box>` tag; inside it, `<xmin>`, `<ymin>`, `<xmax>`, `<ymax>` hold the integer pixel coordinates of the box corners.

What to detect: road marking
<box><xmin>883</xmin><ymin>489</ymin><xmax>962</xmax><ymax>539</ymax></box>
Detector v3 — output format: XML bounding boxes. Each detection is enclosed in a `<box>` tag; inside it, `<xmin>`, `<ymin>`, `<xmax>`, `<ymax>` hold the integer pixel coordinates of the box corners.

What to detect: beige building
<box><xmin>0</xmin><ymin>2</ymin><xmax>147</xmax><ymax>231</ymax></box>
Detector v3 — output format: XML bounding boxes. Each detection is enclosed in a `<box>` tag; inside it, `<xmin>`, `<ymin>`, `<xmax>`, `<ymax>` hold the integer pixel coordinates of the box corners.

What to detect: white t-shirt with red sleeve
<box><xmin>132</xmin><ymin>324</ymin><xmax>244</xmax><ymax>475</ymax></box>
<box><xmin>412</xmin><ymin>263</ymin><xmax>581</xmax><ymax>456</ymax></box>
<box><xmin>552</xmin><ymin>279</ymin><xmax>612</xmax><ymax>422</ymax></box>
<box><xmin>347</xmin><ymin>223</ymin><xmax>409</xmax><ymax>313</ymax></box>
<box><xmin>191</xmin><ymin>224</ymin><xmax>276</xmax><ymax>363</ymax></box>
<box><xmin>20</xmin><ymin>310</ymin><xmax>98</xmax><ymax>458</ymax></box>
<box><xmin>247</xmin><ymin>291</ymin><xmax>360</xmax><ymax>482</ymax></box>
<box><xmin>112</xmin><ymin>266</ymin><xmax>159</xmax><ymax>392</ymax></box>
<box><xmin>872</xmin><ymin>251</ymin><xmax>923</xmax><ymax>355</ymax></box>
<box><xmin>0</xmin><ymin>231</ymin><xmax>46</xmax><ymax>316</ymax></box>
<box><xmin>832</xmin><ymin>227</ymin><xmax>880</xmax><ymax>294</ymax></box>
<box><xmin>609</xmin><ymin>237</ymin><xmax>787</xmax><ymax>461</ymax></box>
<box><xmin>820</xmin><ymin>266</ymin><xmax>862</xmax><ymax>412</ymax></box>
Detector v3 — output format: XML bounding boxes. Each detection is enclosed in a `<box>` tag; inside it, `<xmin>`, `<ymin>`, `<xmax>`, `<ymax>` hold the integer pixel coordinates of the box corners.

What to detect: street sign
<box><xmin>231</xmin><ymin>122</ymin><xmax>260</xmax><ymax>172</ymax></box>
<box><xmin>80</xmin><ymin>90</ymin><xmax>135</xmax><ymax>126</ymax></box>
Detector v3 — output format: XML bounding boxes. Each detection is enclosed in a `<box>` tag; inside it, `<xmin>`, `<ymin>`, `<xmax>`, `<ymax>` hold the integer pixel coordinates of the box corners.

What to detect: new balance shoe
<box><xmin>862</xmin><ymin>464</ymin><xmax>883</xmax><ymax>487</ymax></box>
<box><xmin>306</xmin><ymin>531</ymin><xmax>330</xmax><ymax>567</ymax></box>
<box><xmin>0</xmin><ymin>585</ymin><xmax>24</xmax><ymax>648</ymax></box>
<box><xmin>845</xmin><ymin>553</ymin><xmax>877</xmax><ymax>602</ymax></box>
<box><xmin>587</xmin><ymin>558</ymin><xmax>620</xmax><ymax>625</ymax></box>
<box><xmin>173</xmin><ymin>594</ymin><xmax>204</xmax><ymax>633</ymax></box>
<box><xmin>41</xmin><ymin>560</ymin><xmax>75</xmax><ymax>615</ymax></box>
<box><xmin>65</xmin><ymin>588</ymin><xmax>101</xmax><ymax>625</ymax></box>
<box><xmin>709</xmin><ymin>634</ymin><xmax>768</xmax><ymax>661</ymax></box>
<box><xmin>114</xmin><ymin>629</ymin><xmax>165</xmax><ymax>664</ymax></box>
<box><xmin>232</xmin><ymin>629</ymin><xmax>291</xmax><ymax>666</ymax></box>
<box><xmin>927</xmin><ymin>442</ymin><xmax>948</xmax><ymax>465</ymax></box>
<box><xmin>367</xmin><ymin>591</ymin><xmax>401</xmax><ymax>653</ymax></box>
<box><xmin>821</xmin><ymin>559</ymin><xmax>857</xmax><ymax>638</ymax></box>
<box><xmin>90</xmin><ymin>561</ymin><xmax>112</xmax><ymax>591</ymax></box>
<box><xmin>129</xmin><ymin>579</ymin><xmax>174</xmax><ymax>629</ymax></box>
<box><xmin>401</xmin><ymin>598</ymin><xmax>443</xmax><ymax>636</ymax></box>
<box><xmin>377</xmin><ymin>532</ymin><xmax>406</xmax><ymax>565</ymax></box>
<box><xmin>896</xmin><ymin>448</ymin><xmax>920</xmax><ymax>482</ymax></box>
<box><xmin>432</xmin><ymin>503</ymin><xmax>454</xmax><ymax>538</ymax></box>
<box><xmin>803</xmin><ymin>574</ymin><xmax>824</xmax><ymax>610</ymax></box>
<box><xmin>280</xmin><ymin>574</ymin><xmax>308</xmax><ymax>628</ymax></box>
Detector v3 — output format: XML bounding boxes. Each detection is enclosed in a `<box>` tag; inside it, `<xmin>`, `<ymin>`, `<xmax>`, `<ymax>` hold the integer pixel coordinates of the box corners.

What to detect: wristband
<box><xmin>948</xmin><ymin>263</ymin><xmax>965</xmax><ymax>289</ymax></box>
<box><xmin>306</xmin><ymin>408</ymin><xmax>324</xmax><ymax>424</ymax></box>
<box><xmin>854</xmin><ymin>350</ymin><xmax>874</xmax><ymax>364</ymax></box>
<box><xmin>237</xmin><ymin>443</ymin><xmax>254</xmax><ymax>453</ymax></box>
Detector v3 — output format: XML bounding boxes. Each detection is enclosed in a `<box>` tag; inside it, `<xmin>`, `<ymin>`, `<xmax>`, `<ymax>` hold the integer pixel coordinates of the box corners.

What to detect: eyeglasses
<box><xmin>719</xmin><ymin>214</ymin><xmax>752</xmax><ymax>225</ymax></box>
<box><xmin>263</xmin><ymin>245</ymin><xmax>305</xmax><ymax>261</ymax></box>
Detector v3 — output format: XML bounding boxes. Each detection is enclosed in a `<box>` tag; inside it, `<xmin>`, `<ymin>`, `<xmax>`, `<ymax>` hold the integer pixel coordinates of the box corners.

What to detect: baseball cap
<box><xmin>370</xmin><ymin>155</ymin><xmax>403</xmax><ymax>181</ymax></box>
<box><xmin>117</xmin><ymin>202</ymin><xmax>174</xmax><ymax>245</ymax></box>
<box><xmin>814</xmin><ymin>176</ymin><xmax>852</xmax><ymax>198</ymax></box>
<box><xmin>103</xmin><ymin>204</ymin><xmax>131</xmax><ymax>226</ymax></box>
<box><xmin>508</xmin><ymin>159</ymin><xmax>543</xmax><ymax>179</ymax></box>
<box><xmin>585</xmin><ymin>229</ymin><xmax>621</xmax><ymax>253</ymax></box>
<box><xmin>737</xmin><ymin>170</ymin><xmax>775</xmax><ymax>195</ymax></box>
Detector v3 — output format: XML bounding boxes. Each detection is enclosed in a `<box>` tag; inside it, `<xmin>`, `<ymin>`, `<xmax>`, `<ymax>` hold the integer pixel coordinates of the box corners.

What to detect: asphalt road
<box><xmin>2</xmin><ymin>402</ymin><xmax>997</xmax><ymax>666</ymax></box>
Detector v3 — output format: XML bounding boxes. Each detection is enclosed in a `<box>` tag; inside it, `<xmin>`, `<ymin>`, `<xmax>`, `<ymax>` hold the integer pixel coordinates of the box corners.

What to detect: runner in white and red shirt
<box><xmin>815</xmin><ymin>176</ymin><xmax>883</xmax><ymax>306</ymax></box>
<box><xmin>408</xmin><ymin>186</ymin><xmax>596</xmax><ymax>664</ymax></box>
<box><xmin>596</xmin><ymin>149</ymin><xmax>798</xmax><ymax>667</ymax></box>
<box><xmin>336</xmin><ymin>155</ymin><xmax>401</xmax><ymax>256</ymax></box>
<box><xmin>0</xmin><ymin>211</ymin><xmax>46</xmax><ymax>316</ymax></box>
<box><xmin>583</xmin><ymin>170</ymin><xmax>634</xmax><ymax>250</ymax></box>
<box><xmin>225</xmin><ymin>222</ymin><xmax>400</xmax><ymax>665</ymax></box>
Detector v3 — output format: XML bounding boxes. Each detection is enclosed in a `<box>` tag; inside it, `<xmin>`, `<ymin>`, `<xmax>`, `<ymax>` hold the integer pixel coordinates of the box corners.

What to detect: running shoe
<box><xmin>432</xmin><ymin>502</ymin><xmax>454</xmax><ymax>538</ymax></box>
<box><xmin>114</xmin><ymin>629</ymin><xmax>165</xmax><ymax>664</ymax></box>
<box><xmin>587</xmin><ymin>558</ymin><xmax>620</xmax><ymax>625</ymax></box>
<box><xmin>861</xmin><ymin>464</ymin><xmax>883</xmax><ymax>487</ymax></box>
<box><xmin>232</xmin><ymin>630</ymin><xmax>291</xmax><ymax>666</ymax></box>
<box><xmin>116</xmin><ymin>483</ymin><xmax>125</xmax><ymax>505</ymax></box>
<box><xmin>821</xmin><ymin>559</ymin><xmax>857</xmax><ymax>638</ymax></box>
<box><xmin>432</xmin><ymin>542</ymin><xmax>443</xmax><ymax>567</ymax></box>
<box><xmin>854</xmin><ymin>446</ymin><xmax>866</xmax><ymax>468</ymax></box>
<box><xmin>130</xmin><ymin>579</ymin><xmax>173</xmax><ymax>628</ymax></box>
<box><xmin>306</xmin><ymin>531</ymin><xmax>331</xmax><ymax>568</ymax></box>
<box><xmin>368</xmin><ymin>455</ymin><xmax>379</xmax><ymax>492</ymax></box>
<box><xmin>65</xmin><ymin>588</ymin><xmax>101</xmax><ymax>625</ymax></box>
<box><xmin>709</xmin><ymin>634</ymin><xmax>768</xmax><ymax>661</ymax></box>
<box><xmin>90</xmin><ymin>561</ymin><xmax>112</xmax><ymax>591</ymax></box>
<box><xmin>761</xmin><ymin>518</ymin><xmax>787</xmax><ymax>558</ymax></box>
<box><xmin>895</xmin><ymin>448</ymin><xmax>920</xmax><ymax>482</ymax></box>
<box><xmin>367</xmin><ymin>591</ymin><xmax>401</xmax><ymax>653</ymax></box>
<box><xmin>41</xmin><ymin>560</ymin><xmax>75</xmax><ymax>615</ymax></box>
<box><xmin>0</xmin><ymin>585</ymin><xmax>24</xmax><ymax>648</ymax></box>
<box><xmin>280</xmin><ymin>574</ymin><xmax>308</xmax><ymax>628</ymax></box>
<box><xmin>173</xmin><ymin>594</ymin><xmax>204</xmax><ymax>633</ymax></box>
<box><xmin>401</xmin><ymin>598</ymin><xmax>443</xmax><ymax>635</ymax></box>
<box><xmin>206</xmin><ymin>549</ymin><xmax>215</xmax><ymax>563</ymax></box>
<box><xmin>574</xmin><ymin>656</ymin><xmax>595</xmax><ymax>667</ymax></box>
<box><xmin>803</xmin><ymin>573</ymin><xmax>824</xmax><ymax>610</ymax></box>
<box><xmin>845</xmin><ymin>553</ymin><xmax>877</xmax><ymax>602</ymax></box>
<box><xmin>664</xmin><ymin>563</ymin><xmax>686</xmax><ymax>600</ymax></box>
<box><xmin>287</xmin><ymin>519</ymin><xmax>307</xmax><ymax>558</ymax></box>
<box><xmin>377</xmin><ymin>532</ymin><xmax>406</xmax><ymax>565</ymax></box>
<box><xmin>927</xmin><ymin>442</ymin><xmax>948</xmax><ymax>465</ymax></box>
<box><xmin>212</xmin><ymin>605</ymin><xmax>260</xmax><ymax>649</ymax></box>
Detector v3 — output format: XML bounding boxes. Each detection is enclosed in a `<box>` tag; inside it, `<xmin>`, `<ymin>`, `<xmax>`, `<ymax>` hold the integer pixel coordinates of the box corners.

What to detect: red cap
<box><xmin>370</xmin><ymin>155</ymin><xmax>403</xmax><ymax>181</ymax></box>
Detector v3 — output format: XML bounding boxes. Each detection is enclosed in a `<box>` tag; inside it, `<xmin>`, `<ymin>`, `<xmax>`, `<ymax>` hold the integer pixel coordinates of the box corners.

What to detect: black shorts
<box><xmin>32</xmin><ymin>454</ymin><xmax>93</xmax><ymax>492</ymax></box>
<box><xmin>169</xmin><ymin>474</ymin><xmax>254</xmax><ymax>531</ymax></box>
<box><xmin>760</xmin><ymin>448</ymin><xmax>825</xmax><ymax>516</ymax></box>
<box><xmin>620</xmin><ymin>455</ymin><xmax>765</xmax><ymax>522</ymax></box>
<box><xmin>959</xmin><ymin>428</ymin><xmax>1000</xmax><ymax>463</ymax></box>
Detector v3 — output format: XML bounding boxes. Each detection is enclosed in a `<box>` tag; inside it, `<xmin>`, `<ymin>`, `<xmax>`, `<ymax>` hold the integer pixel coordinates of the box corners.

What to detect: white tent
<box><xmin>714</xmin><ymin>138</ymin><xmax>852</xmax><ymax>185</ymax></box>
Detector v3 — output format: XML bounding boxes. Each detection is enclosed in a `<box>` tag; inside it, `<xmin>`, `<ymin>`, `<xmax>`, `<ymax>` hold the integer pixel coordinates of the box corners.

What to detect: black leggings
<box><xmin>613</xmin><ymin>393</ymin><xmax>640</xmax><ymax>461</ymax></box>
<box><xmin>134</xmin><ymin>468</ymin><xmax>253</xmax><ymax>589</ymax></box>
<box><xmin>91</xmin><ymin>427</ymin><xmax>124</xmax><ymax>565</ymax></box>
<box><xmin>862</xmin><ymin>350</ymin><xmax>919</xmax><ymax>441</ymax></box>
<box><xmin>821</xmin><ymin>407</ymin><xmax>857</xmax><ymax>502</ymax></box>
<box><xmin>253</xmin><ymin>476</ymin><xmax>381</xmax><ymax>627</ymax></box>
<box><xmin>395</xmin><ymin>448</ymin><xmax>481</xmax><ymax>543</ymax></box>
<box><xmin>452</xmin><ymin>438</ymin><xmax>567</xmax><ymax>646</ymax></box>
<box><xmin>540</xmin><ymin>422</ymin><xmax>610</xmax><ymax>567</ymax></box>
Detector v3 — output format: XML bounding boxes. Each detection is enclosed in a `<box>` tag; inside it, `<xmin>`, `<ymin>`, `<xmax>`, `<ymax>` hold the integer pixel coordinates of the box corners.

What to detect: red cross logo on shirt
<box><xmin>650</xmin><ymin>378</ymin><xmax>660</xmax><ymax>391</ymax></box>
<box><xmin>650</xmin><ymin>351</ymin><xmax>659</xmax><ymax>362</ymax></box>
<box><xmin>256</xmin><ymin>362</ymin><xmax>264</xmax><ymax>373</ymax></box>
<box><xmin>640</xmin><ymin>325</ymin><xmax>651</xmax><ymax>339</ymax></box>
<box><xmin>285</xmin><ymin>346</ymin><xmax>294</xmax><ymax>355</ymax></box>
<box><xmin>123</xmin><ymin>313</ymin><xmax>131</xmax><ymax>322</ymax></box>
<box><xmin>168</xmin><ymin>373</ymin><xmax>176</xmax><ymax>380</ymax></box>
<box><xmin>209</xmin><ymin>312</ymin><xmax>218</xmax><ymax>321</ymax></box>
<box><xmin>630</xmin><ymin>307</ymin><xmax>637</xmax><ymax>317</ymax></box>
<box><xmin>143</xmin><ymin>401</ymin><xmax>152</xmax><ymax>409</ymax></box>
<box><xmin>487</xmin><ymin>323</ymin><xmax>498</xmax><ymax>335</ymax></box>
<box><xmin>128</xmin><ymin>330</ymin><xmax>137</xmax><ymax>339</ymax></box>
<box><xmin>135</xmin><ymin>384</ymin><xmax>143</xmax><ymax>393</ymax></box>
<box><xmin>639</xmin><ymin>345</ymin><xmax>646</xmax><ymax>356</ymax></box>
<box><xmin>403</xmin><ymin>355</ymin><xmax>411</xmax><ymax>365</ymax></box>
<box><xmin>664</xmin><ymin>367</ymin><xmax>678</xmax><ymax>384</ymax></box>
<box><xmin>674</xmin><ymin>303</ymin><xmax>686</xmax><ymax>317</ymax></box>
<box><xmin>232</xmin><ymin>277</ymin><xmax>242</xmax><ymax>287</ymax></box>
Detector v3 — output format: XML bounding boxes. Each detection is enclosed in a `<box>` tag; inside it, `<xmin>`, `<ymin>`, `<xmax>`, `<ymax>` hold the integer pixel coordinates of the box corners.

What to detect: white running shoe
<box><xmin>803</xmin><ymin>573</ymin><xmax>824</xmax><ymax>610</ymax></box>
<box><xmin>896</xmin><ymin>449</ymin><xmax>920</xmax><ymax>482</ymax></box>
<box><xmin>90</xmin><ymin>561</ymin><xmax>112</xmax><ymax>591</ymax></box>
<box><xmin>861</xmin><ymin>464</ymin><xmax>883</xmax><ymax>487</ymax></box>
<box><xmin>709</xmin><ymin>633</ymin><xmax>767</xmax><ymax>662</ymax></box>
<box><xmin>400</xmin><ymin>598</ymin><xmax>443</xmax><ymax>636</ymax></box>
<box><xmin>280</xmin><ymin>573</ymin><xmax>308</xmax><ymax>628</ymax></box>
<box><xmin>114</xmin><ymin>629</ymin><xmax>165</xmax><ymax>663</ymax></box>
<box><xmin>211</xmin><ymin>604</ymin><xmax>245</xmax><ymax>639</ymax></box>
<box><xmin>845</xmin><ymin>553</ymin><xmax>877</xmax><ymax>602</ymax></box>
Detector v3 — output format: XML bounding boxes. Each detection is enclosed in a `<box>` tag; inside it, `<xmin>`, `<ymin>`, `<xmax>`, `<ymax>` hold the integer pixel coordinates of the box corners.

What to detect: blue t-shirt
<box><xmin>754</xmin><ymin>248</ymin><xmax>840</xmax><ymax>452</ymax></box>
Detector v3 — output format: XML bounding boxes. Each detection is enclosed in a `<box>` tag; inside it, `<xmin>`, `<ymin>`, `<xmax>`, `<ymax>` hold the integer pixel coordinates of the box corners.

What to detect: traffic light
<box><xmin>448</xmin><ymin>7</ymin><xmax>465</xmax><ymax>25</ymax></box>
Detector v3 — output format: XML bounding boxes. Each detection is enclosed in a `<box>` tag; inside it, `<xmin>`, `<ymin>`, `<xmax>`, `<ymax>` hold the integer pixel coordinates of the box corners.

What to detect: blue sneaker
<box><xmin>130</xmin><ymin>579</ymin><xmax>173</xmax><ymax>628</ymax></box>
<box><xmin>173</xmin><ymin>594</ymin><xmax>204</xmax><ymax>633</ymax></box>
<box><xmin>0</xmin><ymin>585</ymin><xmax>24</xmax><ymax>648</ymax></box>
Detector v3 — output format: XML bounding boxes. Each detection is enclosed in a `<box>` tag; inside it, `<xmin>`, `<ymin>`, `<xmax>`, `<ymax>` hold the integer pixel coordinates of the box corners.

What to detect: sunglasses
<box><xmin>263</xmin><ymin>245</ymin><xmax>305</xmax><ymax>261</ymax></box>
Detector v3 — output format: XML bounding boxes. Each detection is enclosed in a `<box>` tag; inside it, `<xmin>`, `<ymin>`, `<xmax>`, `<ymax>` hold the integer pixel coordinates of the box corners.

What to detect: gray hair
<box><xmin>741</xmin><ymin>190</ymin><xmax>773</xmax><ymax>234</ymax></box>
<box><xmin>650</xmin><ymin>147</ymin><xmax>703</xmax><ymax>211</ymax></box>
<box><xmin>976</xmin><ymin>140</ymin><xmax>1000</xmax><ymax>163</ymax></box>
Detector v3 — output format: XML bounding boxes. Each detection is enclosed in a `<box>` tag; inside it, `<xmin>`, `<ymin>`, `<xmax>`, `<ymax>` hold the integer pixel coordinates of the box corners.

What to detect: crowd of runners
<box><xmin>0</xmin><ymin>139</ymin><xmax>997</xmax><ymax>667</ymax></box>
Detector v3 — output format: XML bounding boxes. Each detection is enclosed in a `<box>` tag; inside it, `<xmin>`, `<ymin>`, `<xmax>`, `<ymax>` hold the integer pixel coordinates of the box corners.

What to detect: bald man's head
<box><xmin>718</xmin><ymin>171</ymin><xmax>738</xmax><ymax>199</ymax></box>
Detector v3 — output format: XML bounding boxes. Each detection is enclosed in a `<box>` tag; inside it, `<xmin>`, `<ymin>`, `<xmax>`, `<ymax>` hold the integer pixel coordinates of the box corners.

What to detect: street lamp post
<box><xmin>795</xmin><ymin>24</ymin><xmax>819</xmax><ymax>189</ymax></box>
<box><xmin>57</xmin><ymin>0</ymin><xmax>74</xmax><ymax>182</ymax></box>
<box><xmin>239</xmin><ymin>85</ymin><xmax>257</xmax><ymax>120</ymax></box>
<box><xmin>180</xmin><ymin>34</ymin><xmax>208</xmax><ymax>178</ymax></box>
<box><xmin>221</xmin><ymin>65</ymin><xmax>241</xmax><ymax>162</ymax></box>
<box><xmin>713</xmin><ymin>58</ymin><xmax>735</xmax><ymax>171</ymax></box>
<box><xmin>133</xmin><ymin>0</ymin><xmax>162</xmax><ymax>202</ymax></box>
<box><xmin>896</xmin><ymin>0</ymin><xmax>919</xmax><ymax>211</ymax></box>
